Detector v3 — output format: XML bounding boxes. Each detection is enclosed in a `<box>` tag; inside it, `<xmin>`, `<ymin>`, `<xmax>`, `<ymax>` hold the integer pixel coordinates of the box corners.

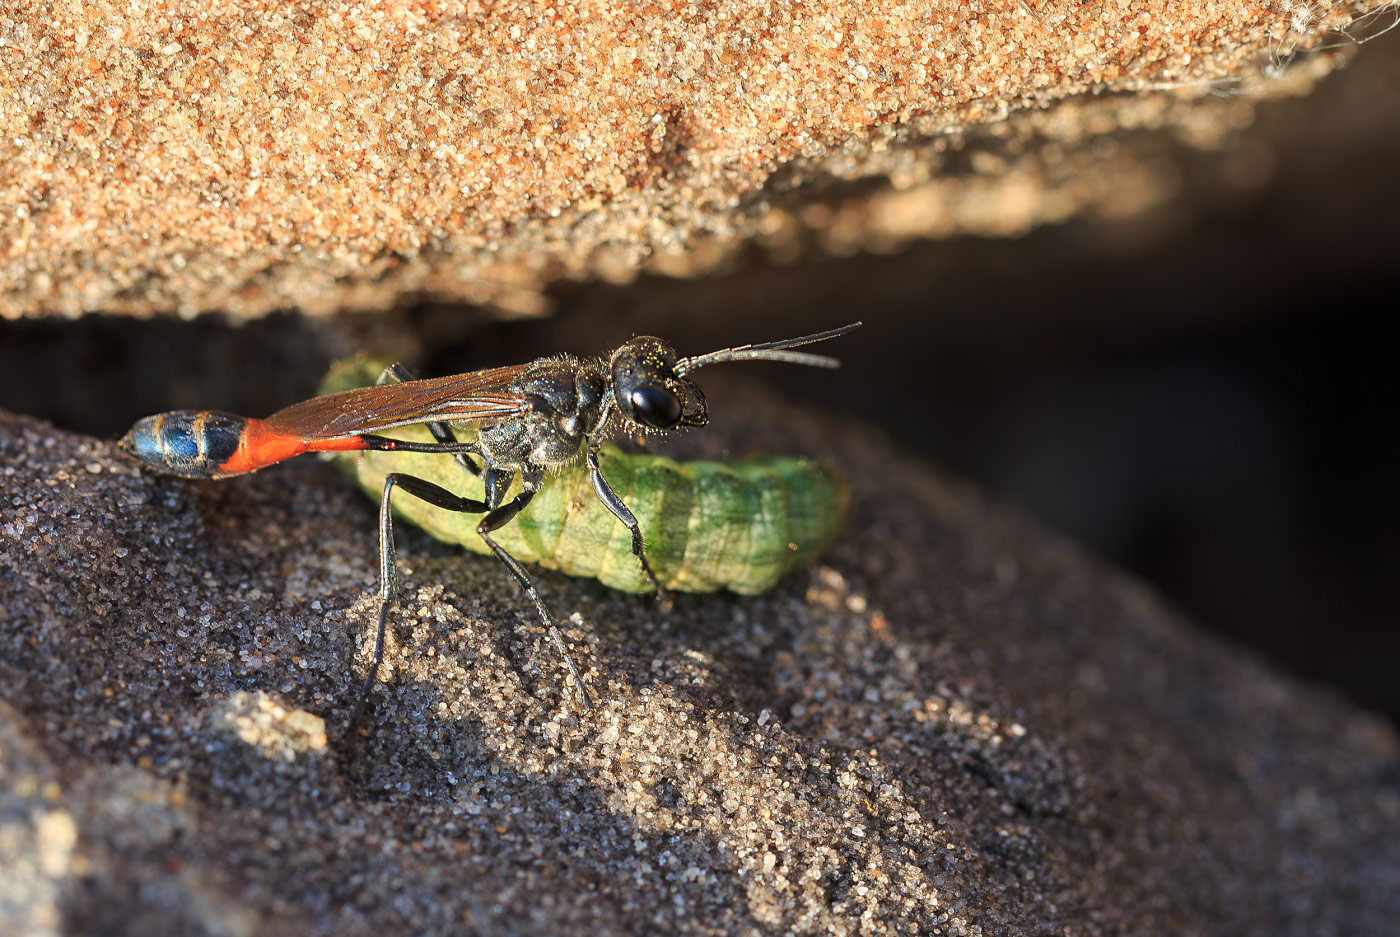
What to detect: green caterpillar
<box><xmin>320</xmin><ymin>359</ymin><xmax>849</xmax><ymax>595</ymax></box>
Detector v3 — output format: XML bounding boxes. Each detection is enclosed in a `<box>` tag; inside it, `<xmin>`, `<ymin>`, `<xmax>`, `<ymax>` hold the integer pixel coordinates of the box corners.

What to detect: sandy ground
<box><xmin>2</xmin><ymin>378</ymin><xmax>1398</xmax><ymax>935</ymax></box>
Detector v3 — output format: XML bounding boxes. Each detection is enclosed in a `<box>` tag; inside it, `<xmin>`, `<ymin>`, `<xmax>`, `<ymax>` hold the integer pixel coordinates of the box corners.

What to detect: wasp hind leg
<box><xmin>352</xmin><ymin>472</ymin><xmax>489</xmax><ymax>730</ymax></box>
<box><xmin>376</xmin><ymin>363</ymin><xmax>483</xmax><ymax>477</ymax></box>
<box><xmin>353</xmin><ymin>470</ymin><xmax>589</xmax><ymax>730</ymax></box>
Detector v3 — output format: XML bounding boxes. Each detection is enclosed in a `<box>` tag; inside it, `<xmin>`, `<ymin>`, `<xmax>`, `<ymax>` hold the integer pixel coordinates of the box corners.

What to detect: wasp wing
<box><xmin>263</xmin><ymin>365</ymin><xmax>533</xmax><ymax>439</ymax></box>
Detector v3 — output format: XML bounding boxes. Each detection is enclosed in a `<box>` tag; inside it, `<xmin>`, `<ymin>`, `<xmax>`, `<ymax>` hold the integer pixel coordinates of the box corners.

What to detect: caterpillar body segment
<box><xmin>328</xmin><ymin>412</ymin><xmax>849</xmax><ymax>595</ymax></box>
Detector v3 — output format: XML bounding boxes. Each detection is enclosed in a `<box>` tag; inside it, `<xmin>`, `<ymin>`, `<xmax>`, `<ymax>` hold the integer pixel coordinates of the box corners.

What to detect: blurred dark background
<box><xmin>2</xmin><ymin>37</ymin><xmax>1397</xmax><ymax>725</ymax></box>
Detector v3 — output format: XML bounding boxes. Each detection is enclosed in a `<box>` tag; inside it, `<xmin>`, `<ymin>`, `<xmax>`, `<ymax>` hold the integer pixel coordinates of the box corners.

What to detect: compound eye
<box><xmin>629</xmin><ymin>385</ymin><xmax>683</xmax><ymax>429</ymax></box>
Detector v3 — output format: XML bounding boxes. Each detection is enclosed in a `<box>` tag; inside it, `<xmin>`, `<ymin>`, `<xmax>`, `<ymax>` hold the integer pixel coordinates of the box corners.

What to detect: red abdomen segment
<box><xmin>119</xmin><ymin>410</ymin><xmax>365</xmax><ymax>479</ymax></box>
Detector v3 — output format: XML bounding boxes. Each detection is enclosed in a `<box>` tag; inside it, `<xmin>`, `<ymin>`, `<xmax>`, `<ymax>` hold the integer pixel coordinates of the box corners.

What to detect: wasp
<box><xmin>120</xmin><ymin>323</ymin><xmax>861</xmax><ymax>712</ymax></box>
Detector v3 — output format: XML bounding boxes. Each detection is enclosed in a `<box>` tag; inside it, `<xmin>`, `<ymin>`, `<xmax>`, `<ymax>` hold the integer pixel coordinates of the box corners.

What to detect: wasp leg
<box><xmin>476</xmin><ymin>467</ymin><xmax>592</xmax><ymax>710</ymax></box>
<box><xmin>375</xmin><ymin>362</ymin><xmax>482</xmax><ymax>477</ymax></box>
<box><xmin>354</xmin><ymin>470</ymin><xmax>590</xmax><ymax>727</ymax></box>
<box><xmin>353</xmin><ymin>472</ymin><xmax>489</xmax><ymax>728</ymax></box>
<box><xmin>587</xmin><ymin>447</ymin><xmax>673</xmax><ymax>609</ymax></box>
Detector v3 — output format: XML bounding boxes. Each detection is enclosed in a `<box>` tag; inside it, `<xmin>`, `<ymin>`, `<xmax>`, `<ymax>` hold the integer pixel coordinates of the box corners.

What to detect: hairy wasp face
<box><xmin>610</xmin><ymin>337</ymin><xmax>707</xmax><ymax>431</ymax></box>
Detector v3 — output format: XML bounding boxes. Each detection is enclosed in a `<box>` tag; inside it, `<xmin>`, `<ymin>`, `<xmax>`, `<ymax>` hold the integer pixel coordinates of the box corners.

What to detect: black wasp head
<box><xmin>609</xmin><ymin>323</ymin><xmax>863</xmax><ymax>433</ymax></box>
<box><xmin>610</xmin><ymin>337</ymin><xmax>708</xmax><ymax>431</ymax></box>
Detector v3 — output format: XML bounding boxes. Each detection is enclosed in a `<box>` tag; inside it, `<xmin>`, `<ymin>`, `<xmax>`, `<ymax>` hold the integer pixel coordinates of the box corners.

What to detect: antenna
<box><xmin>673</xmin><ymin>322</ymin><xmax>862</xmax><ymax>375</ymax></box>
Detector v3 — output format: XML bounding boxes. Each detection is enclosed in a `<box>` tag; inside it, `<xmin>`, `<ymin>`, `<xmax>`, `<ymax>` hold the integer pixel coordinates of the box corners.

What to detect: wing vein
<box><xmin>263</xmin><ymin>365</ymin><xmax>533</xmax><ymax>439</ymax></box>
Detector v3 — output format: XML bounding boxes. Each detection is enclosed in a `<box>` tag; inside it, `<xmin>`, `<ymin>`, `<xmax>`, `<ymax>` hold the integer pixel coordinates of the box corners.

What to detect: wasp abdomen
<box><xmin>119</xmin><ymin>410</ymin><xmax>248</xmax><ymax>479</ymax></box>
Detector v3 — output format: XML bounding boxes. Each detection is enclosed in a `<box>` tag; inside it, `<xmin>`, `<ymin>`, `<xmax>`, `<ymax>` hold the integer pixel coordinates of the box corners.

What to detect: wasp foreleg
<box><xmin>587</xmin><ymin>447</ymin><xmax>673</xmax><ymax>610</ymax></box>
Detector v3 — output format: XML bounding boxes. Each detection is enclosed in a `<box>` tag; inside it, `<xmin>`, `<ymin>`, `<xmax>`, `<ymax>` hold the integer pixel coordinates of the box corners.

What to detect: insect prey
<box><xmin>120</xmin><ymin>322</ymin><xmax>861</xmax><ymax>714</ymax></box>
<box><xmin>320</xmin><ymin>389</ymin><xmax>850</xmax><ymax>597</ymax></box>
